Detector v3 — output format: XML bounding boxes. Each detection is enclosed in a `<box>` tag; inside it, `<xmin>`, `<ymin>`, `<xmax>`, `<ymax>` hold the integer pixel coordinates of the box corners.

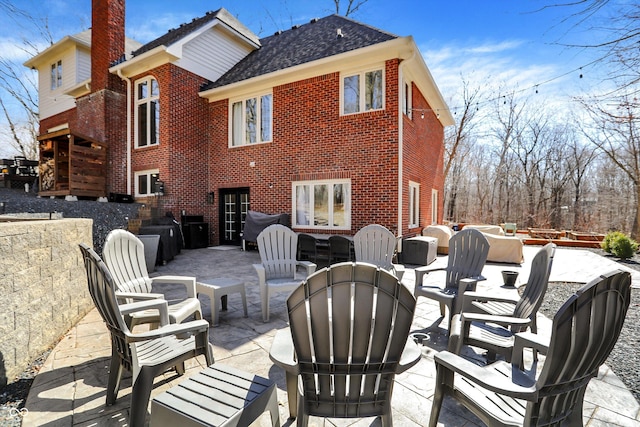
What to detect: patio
<box><xmin>23</xmin><ymin>245</ymin><xmax>640</xmax><ymax>426</ymax></box>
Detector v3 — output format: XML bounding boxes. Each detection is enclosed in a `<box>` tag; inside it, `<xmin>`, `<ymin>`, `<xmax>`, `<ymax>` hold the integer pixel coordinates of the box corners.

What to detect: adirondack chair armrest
<box><xmin>296</xmin><ymin>260</ymin><xmax>317</xmax><ymax>276</ymax></box>
<box><xmin>120</xmin><ymin>299</ymin><xmax>170</xmax><ymax>326</ymax></box>
<box><xmin>150</xmin><ymin>275</ymin><xmax>198</xmax><ymax>298</ymax></box>
<box><xmin>127</xmin><ymin>319</ymin><xmax>210</xmax><ymax>342</ymax></box>
<box><xmin>457</xmin><ymin>278</ymin><xmax>478</xmax><ymax>294</ymax></box>
<box><xmin>414</xmin><ymin>265</ymin><xmax>446</xmax><ymax>287</ymax></box>
<box><xmin>115</xmin><ymin>291</ymin><xmax>165</xmax><ymax>304</ymax></box>
<box><xmin>269</xmin><ymin>328</ymin><xmax>298</xmax><ymax>374</ymax></box>
<box><xmin>512</xmin><ymin>331</ymin><xmax>550</xmax><ymax>370</ymax></box>
<box><xmin>460</xmin><ymin>291</ymin><xmax>518</xmax><ymax>312</ymax></box>
<box><xmin>397</xmin><ymin>339</ymin><xmax>421</xmax><ymax>374</ymax></box>
<box><xmin>460</xmin><ymin>312</ymin><xmax>531</xmax><ymax>329</ymax></box>
<box><xmin>434</xmin><ymin>351</ymin><xmax>537</xmax><ymax>399</ymax></box>
<box><xmin>253</xmin><ymin>264</ymin><xmax>267</xmax><ymax>285</ymax></box>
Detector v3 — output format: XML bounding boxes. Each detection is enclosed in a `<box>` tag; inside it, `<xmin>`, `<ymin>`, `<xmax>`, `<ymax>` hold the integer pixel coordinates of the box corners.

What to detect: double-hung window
<box><xmin>293</xmin><ymin>180</ymin><xmax>351</xmax><ymax>230</ymax></box>
<box><xmin>342</xmin><ymin>67</ymin><xmax>384</xmax><ymax>115</ymax></box>
<box><xmin>409</xmin><ymin>181</ymin><xmax>420</xmax><ymax>228</ymax></box>
<box><xmin>135</xmin><ymin>169</ymin><xmax>160</xmax><ymax>197</ymax></box>
<box><xmin>50</xmin><ymin>60</ymin><xmax>62</xmax><ymax>90</ymax></box>
<box><xmin>135</xmin><ymin>77</ymin><xmax>159</xmax><ymax>148</ymax></box>
<box><xmin>230</xmin><ymin>93</ymin><xmax>272</xmax><ymax>146</ymax></box>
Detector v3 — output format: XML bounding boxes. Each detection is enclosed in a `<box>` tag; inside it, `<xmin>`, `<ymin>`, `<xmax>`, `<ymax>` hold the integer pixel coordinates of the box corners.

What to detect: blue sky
<box><xmin>0</xmin><ymin>0</ymin><xmax>616</xmax><ymax>155</ymax></box>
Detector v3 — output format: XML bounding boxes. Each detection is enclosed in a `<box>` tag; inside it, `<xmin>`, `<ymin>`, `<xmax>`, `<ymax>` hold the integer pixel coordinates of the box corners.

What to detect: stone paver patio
<box><xmin>23</xmin><ymin>245</ymin><xmax>640</xmax><ymax>426</ymax></box>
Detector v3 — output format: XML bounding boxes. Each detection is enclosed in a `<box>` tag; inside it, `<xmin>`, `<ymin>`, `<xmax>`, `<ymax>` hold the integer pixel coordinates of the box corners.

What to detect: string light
<box><xmin>407</xmin><ymin>59</ymin><xmax>598</xmax><ymax>117</ymax></box>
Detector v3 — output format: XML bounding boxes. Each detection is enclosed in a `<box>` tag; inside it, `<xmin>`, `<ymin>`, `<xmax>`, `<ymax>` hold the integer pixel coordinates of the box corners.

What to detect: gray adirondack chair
<box><xmin>79</xmin><ymin>244</ymin><xmax>213</xmax><ymax>427</ymax></box>
<box><xmin>353</xmin><ymin>224</ymin><xmax>404</xmax><ymax>279</ymax></box>
<box><xmin>413</xmin><ymin>228</ymin><xmax>489</xmax><ymax>328</ymax></box>
<box><xmin>103</xmin><ymin>229</ymin><xmax>202</xmax><ymax>328</ymax></box>
<box><xmin>429</xmin><ymin>269</ymin><xmax>632</xmax><ymax>427</ymax></box>
<box><xmin>254</xmin><ymin>224</ymin><xmax>316</xmax><ymax>322</ymax></box>
<box><xmin>269</xmin><ymin>262</ymin><xmax>420</xmax><ymax>426</ymax></box>
<box><xmin>449</xmin><ymin>243</ymin><xmax>556</xmax><ymax>362</ymax></box>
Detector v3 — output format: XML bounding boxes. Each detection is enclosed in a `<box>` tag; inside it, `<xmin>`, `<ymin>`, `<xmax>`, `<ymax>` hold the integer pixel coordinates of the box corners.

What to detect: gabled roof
<box><xmin>131</xmin><ymin>7</ymin><xmax>260</xmax><ymax>57</ymax></box>
<box><xmin>24</xmin><ymin>29</ymin><xmax>141</xmax><ymax>69</ymax></box>
<box><xmin>202</xmin><ymin>14</ymin><xmax>397</xmax><ymax>90</ymax></box>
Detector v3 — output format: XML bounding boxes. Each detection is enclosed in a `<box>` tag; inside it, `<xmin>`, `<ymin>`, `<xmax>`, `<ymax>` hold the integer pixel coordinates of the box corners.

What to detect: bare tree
<box><xmin>443</xmin><ymin>79</ymin><xmax>485</xmax><ymax>221</ymax></box>
<box><xmin>0</xmin><ymin>1</ymin><xmax>53</xmax><ymax>159</ymax></box>
<box><xmin>580</xmin><ymin>95</ymin><xmax>640</xmax><ymax>239</ymax></box>
<box><xmin>333</xmin><ymin>0</ymin><xmax>370</xmax><ymax>16</ymax></box>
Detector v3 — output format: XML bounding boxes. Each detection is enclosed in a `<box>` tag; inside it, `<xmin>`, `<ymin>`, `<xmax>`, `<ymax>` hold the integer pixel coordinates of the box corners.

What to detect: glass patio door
<box><xmin>219</xmin><ymin>188</ymin><xmax>249</xmax><ymax>245</ymax></box>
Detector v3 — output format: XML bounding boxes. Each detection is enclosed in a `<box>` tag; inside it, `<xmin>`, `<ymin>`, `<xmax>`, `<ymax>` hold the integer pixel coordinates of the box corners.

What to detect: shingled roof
<box><xmin>132</xmin><ymin>7</ymin><xmax>259</xmax><ymax>57</ymax></box>
<box><xmin>202</xmin><ymin>14</ymin><xmax>398</xmax><ymax>90</ymax></box>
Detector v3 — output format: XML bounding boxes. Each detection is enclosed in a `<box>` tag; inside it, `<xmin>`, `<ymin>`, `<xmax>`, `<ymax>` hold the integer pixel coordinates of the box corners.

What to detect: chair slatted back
<box><xmin>103</xmin><ymin>229</ymin><xmax>151</xmax><ymax>294</ymax></box>
<box><xmin>329</xmin><ymin>235</ymin><xmax>353</xmax><ymax>263</ymax></box>
<box><xmin>528</xmin><ymin>270</ymin><xmax>631</xmax><ymax>425</ymax></box>
<box><xmin>444</xmin><ymin>229</ymin><xmax>489</xmax><ymax>291</ymax></box>
<box><xmin>512</xmin><ymin>243</ymin><xmax>556</xmax><ymax>332</ymax></box>
<box><xmin>353</xmin><ymin>224</ymin><xmax>397</xmax><ymax>271</ymax></box>
<box><xmin>297</xmin><ymin>233</ymin><xmax>318</xmax><ymax>262</ymax></box>
<box><xmin>79</xmin><ymin>244</ymin><xmax>133</xmax><ymax>371</ymax></box>
<box><xmin>257</xmin><ymin>224</ymin><xmax>299</xmax><ymax>280</ymax></box>
<box><xmin>287</xmin><ymin>262</ymin><xmax>416</xmax><ymax>418</ymax></box>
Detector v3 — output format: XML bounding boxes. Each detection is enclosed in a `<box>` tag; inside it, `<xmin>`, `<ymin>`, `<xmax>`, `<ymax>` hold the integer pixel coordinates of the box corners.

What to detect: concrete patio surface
<box><xmin>23</xmin><ymin>245</ymin><xmax>640</xmax><ymax>426</ymax></box>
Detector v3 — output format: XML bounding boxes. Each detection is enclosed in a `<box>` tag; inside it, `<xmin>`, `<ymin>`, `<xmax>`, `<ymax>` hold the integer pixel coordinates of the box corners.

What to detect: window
<box><xmin>403</xmin><ymin>80</ymin><xmax>412</xmax><ymax>118</ymax></box>
<box><xmin>409</xmin><ymin>181</ymin><xmax>420</xmax><ymax>228</ymax></box>
<box><xmin>342</xmin><ymin>67</ymin><xmax>384</xmax><ymax>115</ymax></box>
<box><xmin>50</xmin><ymin>60</ymin><xmax>62</xmax><ymax>90</ymax></box>
<box><xmin>432</xmin><ymin>189</ymin><xmax>438</xmax><ymax>224</ymax></box>
<box><xmin>231</xmin><ymin>93</ymin><xmax>272</xmax><ymax>146</ymax></box>
<box><xmin>293</xmin><ymin>180</ymin><xmax>351</xmax><ymax>230</ymax></box>
<box><xmin>135</xmin><ymin>169</ymin><xmax>160</xmax><ymax>197</ymax></box>
<box><xmin>135</xmin><ymin>77</ymin><xmax>160</xmax><ymax>147</ymax></box>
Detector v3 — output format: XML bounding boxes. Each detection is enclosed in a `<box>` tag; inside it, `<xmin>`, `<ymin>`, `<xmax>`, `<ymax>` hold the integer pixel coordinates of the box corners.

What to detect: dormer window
<box><xmin>50</xmin><ymin>60</ymin><xmax>62</xmax><ymax>90</ymax></box>
<box><xmin>135</xmin><ymin>77</ymin><xmax>160</xmax><ymax>148</ymax></box>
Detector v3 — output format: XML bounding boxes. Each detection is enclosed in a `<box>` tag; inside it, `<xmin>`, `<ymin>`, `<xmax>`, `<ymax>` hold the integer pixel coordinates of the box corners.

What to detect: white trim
<box><xmin>431</xmin><ymin>189</ymin><xmax>438</xmax><ymax>225</ymax></box>
<box><xmin>291</xmin><ymin>179</ymin><xmax>351</xmax><ymax>230</ymax></box>
<box><xmin>134</xmin><ymin>76</ymin><xmax>160</xmax><ymax>148</ymax></box>
<box><xmin>409</xmin><ymin>181</ymin><xmax>420</xmax><ymax>229</ymax></box>
<box><xmin>339</xmin><ymin>64</ymin><xmax>385</xmax><ymax>116</ymax></box>
<box><xmin>134</xmin><ymin>169</ymin><xmax>160</xmax><ymax>197</ymax></box>
<box><xmin>228</xmin><ymin>91</ymin><xmax>273</xmax><ymax>147</ymax></box>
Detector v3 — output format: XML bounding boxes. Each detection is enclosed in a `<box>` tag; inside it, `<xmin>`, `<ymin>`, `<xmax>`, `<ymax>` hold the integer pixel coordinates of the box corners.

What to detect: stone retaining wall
<box><xmin>0</xmin><ymin>218</ymin><xmax>93</xmax><ymax>385</ymax></box>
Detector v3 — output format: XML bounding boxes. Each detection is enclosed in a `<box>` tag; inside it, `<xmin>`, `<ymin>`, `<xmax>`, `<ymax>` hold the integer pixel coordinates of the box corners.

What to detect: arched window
<box><xmin>135</xmin><ymin>77</ymin><xmax>159</xmax><ymax>147</ymax></box>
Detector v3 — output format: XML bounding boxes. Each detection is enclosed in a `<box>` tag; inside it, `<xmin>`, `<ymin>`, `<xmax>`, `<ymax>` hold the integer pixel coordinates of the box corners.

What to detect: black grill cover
<box><xmin>242</xmin><ymin>210</ymin><xmax>290</xmax><ymax>243</ymax></box>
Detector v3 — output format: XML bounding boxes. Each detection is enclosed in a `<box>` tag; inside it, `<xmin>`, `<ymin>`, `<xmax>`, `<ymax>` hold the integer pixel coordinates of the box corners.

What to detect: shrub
<box><xmin>602</xmin><ymin>231</ymin><xmax>639</xmax><ymax>259</ymax></box>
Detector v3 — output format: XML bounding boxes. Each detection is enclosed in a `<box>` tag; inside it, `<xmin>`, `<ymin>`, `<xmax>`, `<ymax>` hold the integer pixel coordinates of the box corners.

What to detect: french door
<box><xmin>219</xmin><ymin>188</ymin><xmax>250</xmax><ymax>245</ymax></box>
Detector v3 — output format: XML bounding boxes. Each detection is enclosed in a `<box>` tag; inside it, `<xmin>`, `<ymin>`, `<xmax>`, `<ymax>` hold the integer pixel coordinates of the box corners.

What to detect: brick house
<box><xmin>25</xmin><ymin>0</ymin><xmax>453</xmax><ymax>246</ymax></box>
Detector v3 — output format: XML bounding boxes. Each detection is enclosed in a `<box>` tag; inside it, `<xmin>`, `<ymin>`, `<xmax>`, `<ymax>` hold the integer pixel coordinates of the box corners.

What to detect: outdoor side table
<box><xmin>197</xmin><ymin>278</ymin><xmax>248</xmax><ymax>326</ymax></box>
<box><xmin>150</xmin><ymin>364</ymin><xmax>280</xmax><ymax>427</ymax></box>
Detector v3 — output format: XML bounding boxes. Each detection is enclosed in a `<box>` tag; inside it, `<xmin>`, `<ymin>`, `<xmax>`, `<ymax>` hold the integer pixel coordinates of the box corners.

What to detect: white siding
<box><xmin>76</xmin><ymin>48</ymin><xmax>91</xmax><ymax>83</ymax></box>
<box><xmin>39</xmin><ymin>46</ymin><xmax>79</xmax><ymax>120</ymax></box>
<box><xmin>178</xmin><ymin>26</ymin><xmax>253</xmax><ymax>81</ymax></box>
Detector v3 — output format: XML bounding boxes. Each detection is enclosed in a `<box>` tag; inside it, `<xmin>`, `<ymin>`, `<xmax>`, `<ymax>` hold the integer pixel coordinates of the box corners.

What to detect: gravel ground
<box><xmin>0</xmin><ymin>186</ymin><xmax>638</xmax><ymax>425</ymax></box>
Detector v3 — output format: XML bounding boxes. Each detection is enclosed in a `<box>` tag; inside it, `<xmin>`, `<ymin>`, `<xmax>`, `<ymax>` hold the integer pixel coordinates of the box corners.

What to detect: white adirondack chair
<box><xmin>353</xmin><ymin>224</ymin><xmax>404</xmax><ymax>279</ymax></box>
<box><xmin>103</xmin><ymin>229</ymin><xmax>202</xmax><ymax>328</ymax></box>
<box><xmin>254</xmin><ymin>224</ymin><xmax>316</xmax><ymax>322</ymax></box>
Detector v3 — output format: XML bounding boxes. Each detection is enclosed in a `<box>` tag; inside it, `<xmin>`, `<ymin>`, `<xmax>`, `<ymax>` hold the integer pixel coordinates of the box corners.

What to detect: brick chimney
<box><xmin>91</xmin><ymin>0</ymin><xmax>125</xmax><ymax>92</ymax></box>
<box><xmin>74</xmin><ymin>0</ymin><xmax>128</xmax><ymax>195</ymax></box>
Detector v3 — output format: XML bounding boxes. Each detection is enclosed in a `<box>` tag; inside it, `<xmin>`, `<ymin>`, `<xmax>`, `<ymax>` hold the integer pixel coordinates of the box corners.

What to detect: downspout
<box><xmin>398</xmin><ymin>62</ymin><xmax>404</xmax><ymax>243</ymax></box>
<box><xmin>117</xmin><ymin>69</ymin><xmax>132</xmax><ymax>195</ymax></box>
<box><xmin>398</xmin><ymin>48</ymin><xmax>417</xmax><ymax>242</ymax></box>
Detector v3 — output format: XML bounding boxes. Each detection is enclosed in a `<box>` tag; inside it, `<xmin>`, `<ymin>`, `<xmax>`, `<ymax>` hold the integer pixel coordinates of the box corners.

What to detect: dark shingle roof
<box><xmin>132</xmin><ymin>7</ymin><xmax>259</xmax><ymax>57</ymax></box>
<box><xmin>202</xmin><ymin>14</ymin><xmax>397</xmax><ymax>90</ymax></box>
